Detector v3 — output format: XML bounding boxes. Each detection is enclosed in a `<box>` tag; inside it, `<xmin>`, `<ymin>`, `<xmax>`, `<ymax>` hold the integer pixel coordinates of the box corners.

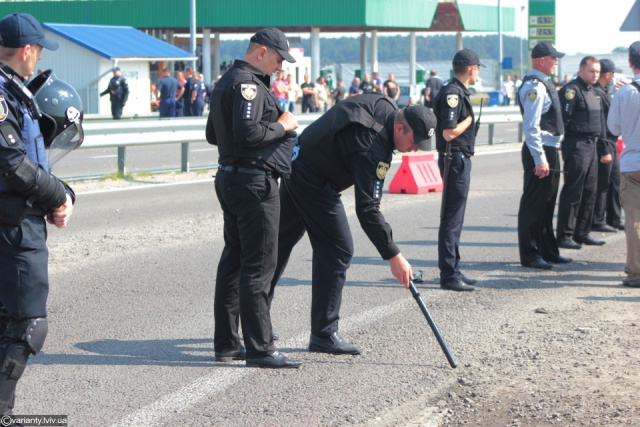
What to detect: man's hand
<box><xmin>389</xmin><ymin>253</ymin><xmax>412</xmax><ymax>289</ymax></box>
<box><xmin>534</xmin><ymin>162</ymin><xmax>550</xmax><ymax>179</ymax></box>
<box><xmin>600</xmin><ymin>154</ymin><xmax>613</xmax><ymax>164</ymax></box>
<box><xmin>47</xmin><ymin>194</ymin><xmax>73</xmax><ymax>228</ymax></box>
<box><xmin>277</xmin><ymin>111</ymin><xmax>298</xmax><ymax>132</ymax></box>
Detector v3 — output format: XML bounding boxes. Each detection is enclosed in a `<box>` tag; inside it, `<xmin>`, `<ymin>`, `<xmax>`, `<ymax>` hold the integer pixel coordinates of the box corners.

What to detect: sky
<box><xmin>468</xmin><ymin>0</ymin><xmax>640</xmax><ymax>55</ymax></box>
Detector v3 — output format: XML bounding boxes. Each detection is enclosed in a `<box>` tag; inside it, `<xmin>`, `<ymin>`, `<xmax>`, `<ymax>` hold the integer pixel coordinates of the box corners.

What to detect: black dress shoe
<box><xmin>623</xmin><ymin>277</ymin><xmax>640</xmax><ymax>287</ymax></box>
<box><xmin>522</xmin><ymin>258</ymin><xmax>553</xmax><ymax>270</ymax></box>
<box><xmin>308</xmin><ymin>332</ymin><xmax>361</xmax><ymax>355</ymax></box>
<box><xmin>214</xmin><ymin>344</ymin><xmax>246</xmax><ymax>362</ymax></box>
<box><xmin>544</xmin><ymin>255</ymin><xmax>572</xmax><ymax>264</ymax></box>
<box><xmin>459</xmin><ymin>273</ymin><xmax>477</xmax><ymax>285</ymax></box>
<box><xmin>245</xmin><ymin>351</ymin><xmax>302</xmax><ymax>368</ymax></box>
<box><xmin>574</xmin><ymin>235</ymin><xmax>606</xmax><ymax>246</ymax></box>
<box><xmin>610</xmin><ymin>222</ymin><xmax>625</xmax><ymax>231</ymax></box>
<box><xmin>557</xmin><ymin>238</ymin><xmax>582</xmax><ymax>250</ymax></box>
<box><xmin>591</xmin><ymin>224</ymin><xmax>617</xmax><ymax>233</ymax></box>
<box><xmin>440</xmin><ymin>279</ymin><xmax>475</xmax><ymax>292</ymax></box>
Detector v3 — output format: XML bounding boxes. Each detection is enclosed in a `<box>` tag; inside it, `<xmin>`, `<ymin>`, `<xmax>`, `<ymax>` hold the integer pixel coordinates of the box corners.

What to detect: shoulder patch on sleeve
<box><xmin>376</xmin><ymin>161</ymin><xmax>390</xmax><ymax>179</ymax></box>
<box><xmin>241</xmin><ymin>84</ymin><xmax>257</xmax><ymax>101</ymax></box>
<box><xmin>564</xmin><ymin>88</ymin><xmax>576</xmax><ymax>100</ymax></box>
<box><xmin>0</xmin><ymin>95</ymin><xmax>8</xmax><ymax>122</ymax></box>
<box><xmin>0</xmin><ymin>123</ymin><xmax>20</xmax><ymax>147</ymax></box>
<box><xmin>447</xmin><ymin>94</ymin><xmax>459</xmax><ymax>108</ymax></box>
<box><xmin>527</xmin><ymin>89</ymin><xmax>538</xmax><ymax>102</ymax></box>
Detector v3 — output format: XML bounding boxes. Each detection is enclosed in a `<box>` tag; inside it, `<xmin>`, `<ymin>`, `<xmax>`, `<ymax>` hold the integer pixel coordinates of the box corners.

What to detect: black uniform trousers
<box><xmin>0</xmin><ymin>215</ymin><xmax>49</xmax><ymax>321</ymax></box>
<box><xmin>437</xmin><ymin>154</ymin><xmax>472</xmax><ymax>284</ymax></box>
<box><xmin>110</xmin><ymin>99</ymin><xmax>124</xmax><ymax>120</ymax></box>
<box><xmin>213</xmin><ymin>170</ymin><xmax>279</xmax><ymax>359</ymax></box>
<box><xmin>269</xmin><ymin>160</ymin><xmax>354</xmax><ymax>337</ymax></box>
<box><xmin>593</xmin><ymin>148</ymin><xmax>622</xmax><ymax>228</ymax></box>
<box><xmin>518</xmin><ymin>145</ymin><xmax>561</xmax><ymax>265</ymax></box>
<box><xmin>557</xmin><ymin>135</ymin><xmax>598</xmax><ymax>241</ymax></box>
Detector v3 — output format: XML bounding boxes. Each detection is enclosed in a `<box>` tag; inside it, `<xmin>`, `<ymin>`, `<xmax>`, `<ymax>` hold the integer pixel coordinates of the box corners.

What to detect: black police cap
<box><xmin>403</xmin><ymin>105</ymin><xmax>437</xmax><ymax>151</ymax></box>
<box><xmin>0</xmin><ymin>13</ymin><xmax>58</xmax><ymax>50</ymax></box>
<box><xmin>250</xmin><ymin>27</ymin><xmax>296</xmax><ymax>63</ymax></box>
<box><xmin>531</xmin><ymin>41</ymin><xmax>565</xmax><ymax>59</ymax></box>
<box><xmin>599</xmin><ymin>59</ymin><xmax>622</xmax><ymax>74</ymax></box>
<box><xmin>452</xmin><ymin>49</ymin><xmax>486</xmax><ymax>68</ymax></box>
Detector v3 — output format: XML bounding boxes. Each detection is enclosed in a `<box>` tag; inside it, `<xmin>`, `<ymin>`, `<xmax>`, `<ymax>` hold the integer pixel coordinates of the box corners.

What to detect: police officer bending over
<box><xmin>269</xmin><ymin>93</ymin><xmax>436</xmax><ymax>355</ymax></box>
<box><xmin>0</xmin><ymin>13</ymin><xmax>81</xmax><ymax>414</ymax></box>
<box><xmin>207</xmin><ymin>28</ymin><xmax>301</xmax><ymax>369</ymax></box>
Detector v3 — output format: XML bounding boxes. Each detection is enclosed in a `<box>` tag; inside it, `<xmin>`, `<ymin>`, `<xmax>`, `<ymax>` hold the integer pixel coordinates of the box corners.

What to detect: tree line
<box><xmin>219</xmin><ymin>34</ymin><xmax>529</xmax><ymax>68</ymax></box>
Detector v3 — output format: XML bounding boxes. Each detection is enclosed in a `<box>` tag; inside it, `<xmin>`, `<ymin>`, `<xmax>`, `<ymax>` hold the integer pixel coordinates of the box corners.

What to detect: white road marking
<box><xmin>111</xmin><ymin>296</ymin><xmax>416</xmax><ymax>427</ymax></box>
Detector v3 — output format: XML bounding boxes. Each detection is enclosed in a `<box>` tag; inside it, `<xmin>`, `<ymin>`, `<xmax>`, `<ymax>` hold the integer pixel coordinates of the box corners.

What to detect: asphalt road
<box><xmin>15</xmin><ymin>143</ymin><xmax>630</xmax><ymax>426</ymax></box>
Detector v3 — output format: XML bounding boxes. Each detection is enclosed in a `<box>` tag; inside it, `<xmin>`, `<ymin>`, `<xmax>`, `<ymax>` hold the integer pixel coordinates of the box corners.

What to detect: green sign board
<box><xmin>528</xmin><ymin>0</ymin><xmax>556</xmax><ymax>53</ymax></box>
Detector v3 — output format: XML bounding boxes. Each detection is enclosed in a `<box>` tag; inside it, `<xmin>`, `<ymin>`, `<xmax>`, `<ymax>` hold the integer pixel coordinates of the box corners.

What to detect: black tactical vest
<box><xmin>561</xmin><ymin>80</ymin><xmax>601</xmax><ymax>136</ymax></box>
<box><xmin>519</xmin><ymin>75</ymin><xmax>564</xmax><ymax>136</ymax></box>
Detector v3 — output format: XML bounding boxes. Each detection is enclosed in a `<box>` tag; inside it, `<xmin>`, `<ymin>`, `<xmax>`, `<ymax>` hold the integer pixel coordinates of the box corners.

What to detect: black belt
<box><xmin>218</xmin><ymin>165</ymin><xmax>267</xmax><ymax>175</ymax></box>
<box><xmin>25</xmin><ymin>206</ymin><xmax>46</xmax><ymax>216</ymax></box>
<box><xmin>440</xmin><ymin>152</ymin><xmax>470</xmax><ymax>158</ymax></box>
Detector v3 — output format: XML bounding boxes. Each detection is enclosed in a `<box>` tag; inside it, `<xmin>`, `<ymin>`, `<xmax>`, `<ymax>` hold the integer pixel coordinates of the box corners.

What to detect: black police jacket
<box><xmin>433</xmin><ymin>78</ymin><xmax>475</xmax><ymax>155</ymax></box>
<box><xmin>519</xmin><ymin>75</ymin><xmax>564</xmax><ymax>136</ymax></box>
<box><xmin>206</xmin><ymin>60</ymin><xmax>293</xmax><ymax>175</ymax></box>
<box><xmin>559</xmin><ymin>77</ymin><xmax>602</xmax><ymax>137</ymax></box>
<box><xmin>593</xmin><ymin>82</ymin><xmax>618</xmax><ymax>157</ymax></box>
<box><xmin>296</xmin><ymin>93</ymin><xmax>400</xmax><ymax>260</ymax></box>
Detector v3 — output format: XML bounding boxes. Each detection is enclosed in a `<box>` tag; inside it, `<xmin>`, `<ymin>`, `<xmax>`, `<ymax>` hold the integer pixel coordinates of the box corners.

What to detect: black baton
<box><xmin>408</xmin><ymin>281</ymin><xmax>457</xmax><ymax>368</ymax></box>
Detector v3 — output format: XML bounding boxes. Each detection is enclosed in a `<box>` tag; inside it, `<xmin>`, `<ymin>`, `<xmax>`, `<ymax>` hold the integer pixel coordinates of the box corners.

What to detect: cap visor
<box><xmin>478</xmin><ymin>61</ymin><xmax>486</xmax><ymax>68</ymax></box>
<box><xmin>551</xmin><ymin>52</ymin><xmax>565</xmax><ymax>58</ymax></box>
<box><xmin>39</xmin><ymin>37</ymin><xmax>59</xmax><ymax>51</ymax></box>
<box><xmin>279</xmin><ymin>49</ymin><xmax>296</xmax><ymax>63</ymax></box>
<box><xmin>414</xmin><ymin>136</ymin><xmax>431</xmax><ymax>151</ymax></box>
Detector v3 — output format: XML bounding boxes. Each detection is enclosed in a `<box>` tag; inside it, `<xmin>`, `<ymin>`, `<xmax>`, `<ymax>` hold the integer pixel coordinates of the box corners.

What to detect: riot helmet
<box><xmin>27</xmin><ymin>70</ymin><xmax>84</xmax><ymax>165</ymax></box>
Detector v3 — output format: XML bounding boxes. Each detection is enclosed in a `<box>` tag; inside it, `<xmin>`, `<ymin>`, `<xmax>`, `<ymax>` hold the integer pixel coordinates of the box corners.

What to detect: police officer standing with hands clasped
<box><xmin>556</xmin><ymin>56</ymin><xmax>604</xmax><ymax>249</ymax></box>
<box><xmin>0</xmin><ymin>13</ymin><xmax>80</xmax><ymax>415</ymax></box>
<box><xmin>517</xmin><ymin>41</ymin><xmax>572</xmax><ymax>270</ymax></box>
<box><xmin>268</xmin><ymin>93</ymin><xmax>436</xmax><ymax>355</ymax></box>
<box><xmin>206</xmin><ymin>27</ymin><xmax>301</xmax><ymax>369</ymax></box>
<box><xmin>433</xmin><ymin>49</ymin><xmax>483</xmax><ymax>292</ymax></box>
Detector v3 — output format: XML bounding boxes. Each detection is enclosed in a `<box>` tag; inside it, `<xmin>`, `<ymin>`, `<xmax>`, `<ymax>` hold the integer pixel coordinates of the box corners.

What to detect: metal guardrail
<box><xmin>80</xmin><ymin>107</ymin><xmax>522</xmax><ymax>175</ymax></box>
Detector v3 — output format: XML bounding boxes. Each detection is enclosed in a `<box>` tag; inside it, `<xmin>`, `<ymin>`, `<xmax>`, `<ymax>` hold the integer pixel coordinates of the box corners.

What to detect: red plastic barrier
<box><xmin>618</xmin><ymin>137</ymin><xmax>625</xmax><ymax>157</ymax></box>
<box><xmin>389</xmin><ymin>153</ymin><xmax>443</xmax><ymax>194</ymax></box>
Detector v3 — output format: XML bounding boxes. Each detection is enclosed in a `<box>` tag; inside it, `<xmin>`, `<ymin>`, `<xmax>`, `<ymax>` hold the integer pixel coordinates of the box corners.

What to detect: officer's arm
<box><xmin>205</xmin><ymin>113</ymin><xmax>218</xmax><ymax>146</ymax></box>
<box><xmin>439</xmin><ymin>93</ymin><xmax>471</xmax><ymax>141</ymax></box>
<box><xmin>0</xmin><ymin>121</ymin><xmax>67</xmax><ymax>209</ymax></box>
<box><xmin>122</xmin><ymin>79</ymin><xmax>129</xmax><ymax>103</ymax></box>
<box><xmin>521</xmin><ymin>82</ymin><xmax>548</xmax><ymax>165</ymax></box>
<box><xmin>232</xmin><ymin>83</ymin><xmax>286</xmax><ymax>147</ymax></box>
<box><xmin>559</xmin><ymin>85</ymin><xmax>576</xmax><ymax>126</ymax></box>
<box><xmin>343</xmin><ymin>130</ymin><xmax>400</xmax><ymax>260</ymax></box>
<box><xmin>607</xmin><ymin>92</ymin><xmax>623</xmax><ymax>136</ymax></box>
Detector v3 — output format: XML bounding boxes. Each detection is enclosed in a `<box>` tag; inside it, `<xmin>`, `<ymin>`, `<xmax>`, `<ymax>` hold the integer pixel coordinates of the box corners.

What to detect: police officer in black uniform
<box><xmin>517</xmin><ymin>41</ymin><xmax>571</xmax><ymax>270</ymax></box>
<box><xmin>592</xmin><ymin>59</ymin><xmax>624</xmax><ymax>232</ymax></box>
<box><xmin>206</xmin><ymin>27</ymin><xmax>301</xmax><ymax>369</ymax></box>
<box><xmin>268</xmin><ymin>93</ymin><xmax>436</xmax><ymax>354</ymax></box>
<box><xmin>433</xmin><ymin>49</ymin><xmax>484</xmax><ymax>292</ymax></box>
<box><xmin>0</xmin><ymin>13</ymin><xmax>81</xmax><ymax>415</ymax></box>
<box><xmin>100</xmin><ymin>66</ymin><xmax>129</xmax><ymax>119</ymax></box>
<box><xmin>556</xmin><ymin>56</ymin><xmax>605</xmax><ymax>249</ymax></box>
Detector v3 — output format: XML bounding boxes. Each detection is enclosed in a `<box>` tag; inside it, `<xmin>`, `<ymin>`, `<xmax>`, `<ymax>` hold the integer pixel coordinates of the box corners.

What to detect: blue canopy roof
<box><xmin>43</xmin><ymin>23</ymin><xmax>196</xmax><ymax>60</ymax></box>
